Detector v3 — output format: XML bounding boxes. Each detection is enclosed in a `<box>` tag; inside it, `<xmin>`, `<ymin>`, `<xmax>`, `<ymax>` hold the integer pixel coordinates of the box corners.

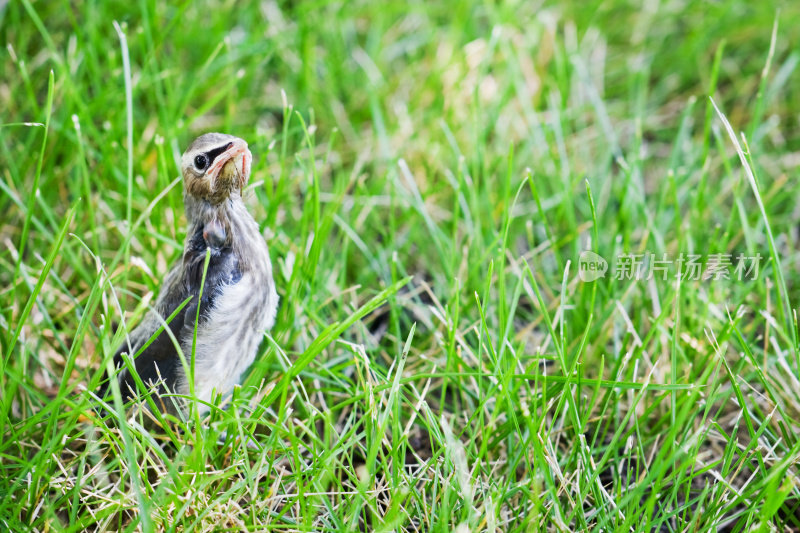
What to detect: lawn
<box><xmin>2</xmin><ymin>0</ymin><xmax>800</xmax><ymax>531</ymax></box>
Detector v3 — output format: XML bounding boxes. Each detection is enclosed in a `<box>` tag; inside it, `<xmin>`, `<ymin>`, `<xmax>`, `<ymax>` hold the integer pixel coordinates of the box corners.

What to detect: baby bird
<box><xmin>104</xmin><ymin>133</ymin><xmax>278</xmax><ymax>416</ymax></box>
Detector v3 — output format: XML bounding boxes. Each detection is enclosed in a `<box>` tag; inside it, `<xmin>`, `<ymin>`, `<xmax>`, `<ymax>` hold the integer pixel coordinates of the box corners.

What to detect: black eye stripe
<box><xmin>204</xmin><ymin>142</ymin><xmax>233</xmax><ymax>166</ymax></box>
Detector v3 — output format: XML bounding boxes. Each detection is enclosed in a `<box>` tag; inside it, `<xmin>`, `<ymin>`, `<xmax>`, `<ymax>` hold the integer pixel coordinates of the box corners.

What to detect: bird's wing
<box><xmin>101</xmin><ymin>262</ymin><xmax>189</xmax><ymax>399</ymax></box>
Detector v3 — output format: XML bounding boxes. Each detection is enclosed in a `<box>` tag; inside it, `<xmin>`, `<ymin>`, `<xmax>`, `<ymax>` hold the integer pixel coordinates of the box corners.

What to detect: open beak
<box><xmin>207</xmin><ymin>139</ymin><xmax>252</xmax><ymax>189</ymax></box>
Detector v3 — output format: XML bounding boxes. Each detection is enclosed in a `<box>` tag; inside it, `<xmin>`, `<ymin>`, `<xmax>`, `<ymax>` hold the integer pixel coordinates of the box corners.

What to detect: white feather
<box><xmin>180</xmin><ymin>258</ymin><xmax>278</xmax><ymax>409</ymax></box>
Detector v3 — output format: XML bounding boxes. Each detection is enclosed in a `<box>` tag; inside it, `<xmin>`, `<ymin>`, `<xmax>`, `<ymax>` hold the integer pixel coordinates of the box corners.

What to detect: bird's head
<box><xmin>180</xmin><ymin>133</ymin><xmax>252</xmax><ymax>204</ymax></box>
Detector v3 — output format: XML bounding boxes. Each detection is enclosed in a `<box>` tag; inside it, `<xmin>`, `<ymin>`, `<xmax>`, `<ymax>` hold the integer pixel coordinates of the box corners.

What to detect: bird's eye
<box><xmin>194</xmin><ymin>154</ymin><xmax>209</xmax><ymax>171</ymax></box>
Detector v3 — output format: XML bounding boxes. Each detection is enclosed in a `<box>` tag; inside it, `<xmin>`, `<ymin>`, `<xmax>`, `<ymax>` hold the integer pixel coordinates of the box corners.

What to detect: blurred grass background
<box><xmin>2</xmin><ymin>0</ymin><xmax>800</xmax><ymax>531</ymax></box>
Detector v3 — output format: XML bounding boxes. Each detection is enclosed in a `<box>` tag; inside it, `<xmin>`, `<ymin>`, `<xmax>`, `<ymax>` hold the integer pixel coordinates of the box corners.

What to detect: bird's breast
<box><xmin>182</xmin><ymin>222</ymin><xmax>243</xmax><ymax>319</ymax></box>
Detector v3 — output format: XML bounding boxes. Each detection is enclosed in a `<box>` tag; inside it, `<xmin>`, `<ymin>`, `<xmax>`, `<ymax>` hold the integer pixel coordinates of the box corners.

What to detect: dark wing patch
<box><xmin>98</xmin><ymin>297</ymin><xmax>190</xmax><ymax>403</ymax></box>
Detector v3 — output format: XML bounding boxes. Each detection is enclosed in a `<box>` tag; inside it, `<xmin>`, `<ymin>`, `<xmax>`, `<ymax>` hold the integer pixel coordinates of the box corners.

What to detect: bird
<box><xmin>101</xmin><ymin>133</ymin><xmax>278</xmax><ymax>416</ymax></box>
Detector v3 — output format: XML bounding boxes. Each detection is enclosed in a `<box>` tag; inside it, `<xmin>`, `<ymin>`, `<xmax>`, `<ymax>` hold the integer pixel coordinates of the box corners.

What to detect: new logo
<box><xmin>579</xmin><ymin>251</ymin><xmax>608</xmax><ymax>282</ymax></box>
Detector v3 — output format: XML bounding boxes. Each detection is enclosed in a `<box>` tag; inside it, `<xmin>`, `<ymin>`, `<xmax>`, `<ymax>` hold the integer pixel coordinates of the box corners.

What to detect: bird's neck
<box><xmin>183</xmin><ymin>192</ymin><xmax>242</xmax><ymax>226</ymax></box>
<box><xmin>182</xmin><ymin>191</ymin><xmax>264</xmax><ymax>274</ymax></box>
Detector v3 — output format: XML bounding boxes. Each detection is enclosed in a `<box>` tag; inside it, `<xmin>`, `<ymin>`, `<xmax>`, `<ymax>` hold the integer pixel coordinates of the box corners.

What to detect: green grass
<box><xmin>2</xmin><ymin>0</ymin><xmax>800</xmax><ymax>530</ymax></box>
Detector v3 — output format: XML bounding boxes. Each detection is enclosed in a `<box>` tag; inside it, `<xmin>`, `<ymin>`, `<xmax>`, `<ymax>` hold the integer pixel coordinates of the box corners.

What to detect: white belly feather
<box><xmin>178</xmin><ymin>255</ymin><xmax>278</xmax><ymax>410</ymax></box>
